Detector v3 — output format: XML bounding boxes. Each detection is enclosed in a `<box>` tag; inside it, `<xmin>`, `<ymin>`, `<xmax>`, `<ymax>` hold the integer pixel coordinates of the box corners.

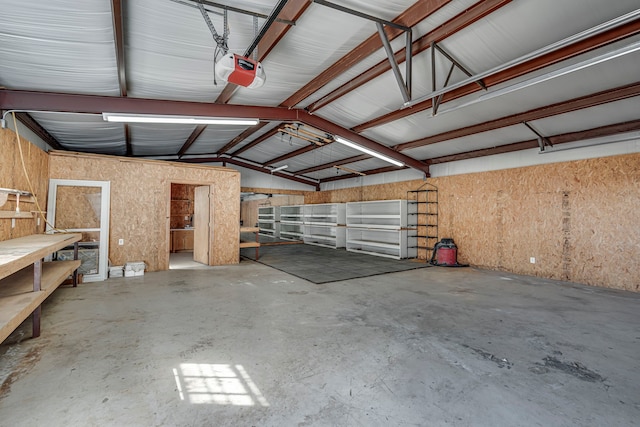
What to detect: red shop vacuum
<box><xmin>429</xmin><ymin>238</ymin><xmax>468</xmax><ymax>267</ymax></box>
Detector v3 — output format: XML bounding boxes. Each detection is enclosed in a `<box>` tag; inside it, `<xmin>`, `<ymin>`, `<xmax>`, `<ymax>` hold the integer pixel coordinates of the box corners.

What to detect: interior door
<box><xmin>46</xmin><ymin>179</ymin><xmax>110</xmax><ymax>282</ymax></box>
<box><xmin>193</xmin><ymin>186</ymin><xmax>210</xmax><ymax>265</ymax></box>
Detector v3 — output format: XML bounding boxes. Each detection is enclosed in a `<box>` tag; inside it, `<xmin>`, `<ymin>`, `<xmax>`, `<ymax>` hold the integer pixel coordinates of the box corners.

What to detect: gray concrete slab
<box><xmin>241</xmin><ymin>244</ymin><xmax>429</xmax><ymax>284</ymax></box>
<box><xmin>1</xmin><ymin>262</ymin><xmax>639</xmax><ymax>426</ymax></box>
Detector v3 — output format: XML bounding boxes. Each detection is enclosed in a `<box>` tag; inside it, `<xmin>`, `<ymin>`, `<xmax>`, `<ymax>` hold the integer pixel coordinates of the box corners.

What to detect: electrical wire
<box><xmin>11</xmin><ymin>112</ymin><xmax>66</xmax><ymax>233</ymax></box>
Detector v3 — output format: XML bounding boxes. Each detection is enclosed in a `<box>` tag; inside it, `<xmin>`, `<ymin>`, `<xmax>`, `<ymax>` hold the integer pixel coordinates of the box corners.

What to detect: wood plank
<box><xmin>0</xmin><ymin>260</ymin><xmax>81</xmax><ymax>297</ymax></box>
<box><xmin>240</xmin><ymin>227</ymin><xmax>260</xmax><ymax>233</ymax></box>
<box><xmin>0</xmin><ymin>211</ymin><xmax>34</xmax><ymax>219</ymax></box>
<box><xmin>0</xmin><ymin>260</ymin><xmax>80</xmax><ymax>343</ymax></box>
<box><xmin>0</xmin><ymin>233</ymin><xmax>82</xmax><ymax>278</ymax></box>
<box><xmin>239</xmin><ymin>242</ymin><xmax>260</xmax><ymax>249</ymax></box>
<box><xmin>0</xmin><ymin>292</ymin><xmax>42</xmax><ymax>343</ymax></box>
<box><xmin>193</xmin><ymin>186</ymin><xmax>210</xmax><ymax>265</ymax></box>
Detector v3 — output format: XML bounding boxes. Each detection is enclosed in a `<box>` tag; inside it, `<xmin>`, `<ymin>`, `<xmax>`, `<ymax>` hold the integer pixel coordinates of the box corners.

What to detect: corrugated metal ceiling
<box><xmin>1</xmin><ymin>0</ymin><xmax>639</xmax><ymax>189</ymax></box>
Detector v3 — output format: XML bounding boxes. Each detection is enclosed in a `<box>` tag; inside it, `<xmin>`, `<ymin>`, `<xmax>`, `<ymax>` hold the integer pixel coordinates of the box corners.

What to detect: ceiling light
<box><xmin>102</xmin><ymin>113</ymin><xmax>259</xmax><ymax>125</ymax></box>
<box><xmin>334</xmin><ymin>136</ymin><xmax>404</xmax><ymax>167</ymax></box>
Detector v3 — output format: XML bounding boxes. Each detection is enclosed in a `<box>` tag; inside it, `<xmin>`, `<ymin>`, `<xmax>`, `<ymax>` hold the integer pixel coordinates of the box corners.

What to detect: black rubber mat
<box><xmin>240</xmin><ymin>243</ymin><xmax>430</xmax><ymax>284</ymax></box>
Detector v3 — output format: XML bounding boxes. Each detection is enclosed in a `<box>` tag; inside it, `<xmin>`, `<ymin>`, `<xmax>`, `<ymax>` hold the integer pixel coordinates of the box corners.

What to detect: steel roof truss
<box><xmin>377</xmin><ymin>22</ymin><xmax>412</xmax><ymax>103</ymax></box>
<box><xmin>431</xmin><ymin>42</ymin><xmax>486</xmax><ymax>115</ymax></box>
<box><xmin>522</xmin><ymin>121</ymin><xmax>553</xmax><ymax>152</ymax></box>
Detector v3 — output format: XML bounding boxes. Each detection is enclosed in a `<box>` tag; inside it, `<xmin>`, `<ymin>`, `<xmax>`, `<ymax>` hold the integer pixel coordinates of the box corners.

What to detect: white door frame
<box><xmin>46</xmin><ymin>179</ymin><xmax>111</xmax><ymax>282</ymax></box>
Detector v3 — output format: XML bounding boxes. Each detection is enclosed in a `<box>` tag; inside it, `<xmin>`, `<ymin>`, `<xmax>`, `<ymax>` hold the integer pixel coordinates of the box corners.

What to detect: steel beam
<box><xmin>0</xmin><ymin>89</ymin><xmax>299</xmax><ymax>121</ymax></box>
<box><xmin>180</xmin><ymin>0</ymin><xmax>296</xmax><ymax>25</ymax></box>
<box><xmin>13</xmin><ymin>112</ymin><xmax>63</xmax><ymax>150</ymax></box>
<box><xmin>433</xmin><ymin>42</ymin><xmax>486</xmax><ymax>90</ymax></box>
<box><xmin>110</xmin><ymin>0</ymin><xmax>127</xmax><ymax>96</ymax></box>
<box><xmin>355</xmin><ymin>16</ymin><xmax>640</xmax><ymax>132</ymax></box>
<box><xmin>308</xmin><ymin>0</ymin><xmax>511</xmax><ymax>112</ymax></box>
<box><xmin>293</xmin><ymin>154</ymin><xmax>369</xmax><ymax>174</ymax></box>
<box><xmin>264</xmin><ymin>143</ymin><xmax>324</xmax><ymax>166</ymax></box>
<box><xmin>281</xmin><ymin>0</ymin><xmax>451</xmax><ymax>108</ymax></box>
<box><xmin>395</xmin><ymin>81</ymin><xmax>640</xmax><ymax>151</ymax></box>
<box><xmin>217</xmin><ymin>122</ymin><xmax>269</xmax><ymax>154</ymax></box>
<box><xmin>177</xmin><ymin>125</ymin><xmax>208</xmax><ymax>157</ymax></box>
<box><xmin>0</xmin><ymin>89</ymin><xmax>429</xmax><ymax>175</ymax></box>
<box><xmin>230</xmin><ymin>125</ymin><xmax>283</xmax><ymax>156</ymax></box>
<box><xmin>523</xmin><ymin>121</ymin><xmax>552</xmax><ymax>151</ymax></box>
<box><xmin>321</xmin><ymin>165</ymin><xmax>412</xmax><ymax>183</ymax></box>
<box><xmin>312</xmin><ymin>0</ymin><xmax>410</xmax><ymax>31</ymax></box>
<box><xmin>180</xmin><ymin>156</ymin><xmax>320</xmax><ymax>189</ymax></box>
<box><xmin>300</xmin><ymin>111</ymin><xmax>429</xmax><ymax>174</ymax></box>
<box><xmin>377</xmin><ymin>22</ymin><xmax>410</xmax><ymax>102</ymax></box>
<box><xmin>124</xmin><ymin>123</ymin><xmax>132</xmax><ymax>156</ymax></box>
<box><xmin>244</xmin><ymin>0</ymin><xmax>290</xmax><ymax>58</ymax></box>
<box><xmin>428</xmin><ymin>118</ymin><xmax>640</xmax><ymax>164</ymax></box>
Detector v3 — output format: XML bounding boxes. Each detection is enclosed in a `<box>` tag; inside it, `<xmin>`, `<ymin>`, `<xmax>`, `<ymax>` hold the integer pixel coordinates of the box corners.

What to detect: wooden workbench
<box><xmin>239</xmin><ymin>226</ymin><xmax>260</xmax><ymax>260</ymax></box>
<box><xmin>0</xmin><ymin>233</ymin><xmax>82</xmax><ymax>343</ymax></box>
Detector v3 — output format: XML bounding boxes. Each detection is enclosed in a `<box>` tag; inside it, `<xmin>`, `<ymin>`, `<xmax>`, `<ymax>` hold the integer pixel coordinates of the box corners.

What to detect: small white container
<box><xmin>124</xmin><ymin>261</ymin><xmax>146</xmax><ymax>277</ymax></box>
<box><xmin>109</xmin><ymin>265</ymin><xmax>124</xmax><ymax>278</ymax></box>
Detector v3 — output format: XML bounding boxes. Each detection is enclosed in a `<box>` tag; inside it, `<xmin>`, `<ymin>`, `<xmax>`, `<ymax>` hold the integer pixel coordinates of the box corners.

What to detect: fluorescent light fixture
<box><xmin>437</xmin><ymin>40</ymin><xmax>640</xmax><ymax>116</ymax></box>
<box><xmin>270</xmin><ymin>165</ymin><xmax>288</xmax><ymax>173</ymax></box>
<box><xmin>334</xmin><ymin>136</ymin><xmax>404</xmax><ymax>167</ymax></box>
<box><xmin>102</xmin><ymin>113</ymin><xmax>259</xmax><ymax>126</ymax></box>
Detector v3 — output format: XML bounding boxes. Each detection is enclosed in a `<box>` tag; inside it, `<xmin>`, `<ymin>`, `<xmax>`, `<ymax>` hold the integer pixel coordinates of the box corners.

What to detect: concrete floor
<box><xmin>1</xmin><ymin>259</ymin><xmax>639</xmax><ymax>426</ymax></box>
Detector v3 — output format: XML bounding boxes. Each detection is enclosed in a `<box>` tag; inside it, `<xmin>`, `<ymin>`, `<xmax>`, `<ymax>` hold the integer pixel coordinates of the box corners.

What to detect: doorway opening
<box><xmin>169</xmin><ymin>182</ymin><xmax>212</xmax><ymax>270</ymax></box>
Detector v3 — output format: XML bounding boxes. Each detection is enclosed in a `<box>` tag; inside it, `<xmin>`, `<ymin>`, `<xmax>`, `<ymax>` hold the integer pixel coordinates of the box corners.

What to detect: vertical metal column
<box><xmin>32</xmin><ymin>258</ymin><xmax>43</xmax><ymax>337</ymax></box>
<box><xmin>73</xmin><ymin>241</ymin><xmax>79</xmax><ymax>287</ymax></box>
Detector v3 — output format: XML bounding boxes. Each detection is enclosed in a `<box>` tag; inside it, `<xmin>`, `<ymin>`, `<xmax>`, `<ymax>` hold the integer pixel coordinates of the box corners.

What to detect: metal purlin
<box><xmin>312</xmin><ymin>0</ymin><xmax>413</xmax><ymax>104</ymax></box>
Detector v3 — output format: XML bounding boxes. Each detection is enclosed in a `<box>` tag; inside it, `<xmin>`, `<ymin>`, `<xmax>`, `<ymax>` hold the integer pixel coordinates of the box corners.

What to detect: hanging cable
<box><xmin>11</xmin><ymin>112</ymin><xmax>64</xmax><ymax>232</ymax></box>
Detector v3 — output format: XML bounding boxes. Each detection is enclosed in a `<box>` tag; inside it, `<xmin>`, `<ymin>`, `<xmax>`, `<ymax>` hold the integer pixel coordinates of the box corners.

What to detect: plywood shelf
<box><xmin>239</xmin><ymin>226</ymin><xmax>260</xmax><ymax>259</ymax></box>
<box><xmin>0</xmin><ymin>233</ymin><xmax>82</xmax><ymax>278</ymax></box>
<box><xmin>0</xmin><ymin>260</ymin><xmax>80</xmax><ymax>298</ymax></box>
<box><xmin>0</xmin><ymin>233</ymin><xmax>82</xmax><ymax>343</ymax></box>
<box><xmin>0</xmin><ymin>211</ymin><xmax>35</xmax><ymax>219</ymax></box>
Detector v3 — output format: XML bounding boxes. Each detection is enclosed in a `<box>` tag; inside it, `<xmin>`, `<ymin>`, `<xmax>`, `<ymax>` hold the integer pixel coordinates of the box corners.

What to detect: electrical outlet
<box><xmin>530</xmin><ymin>257</ymin><xmax>536</xmax><ymax>264</ymax></box>
<box><xmin>118</xmin><ymin>239</ymin><xmax>124</xmax><ymax>246</ymax></box>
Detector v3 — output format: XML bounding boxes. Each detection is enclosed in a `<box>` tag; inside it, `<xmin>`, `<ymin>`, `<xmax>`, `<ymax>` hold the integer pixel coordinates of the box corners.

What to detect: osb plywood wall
<box><xmin>0</xmin><ymin>128</ymin><xmax>48</xmax><ymax>241</ymax></box>
<box><xmin>241</xmin><ymin>194</ymin><xmax>304</xmax><ymax>227</ymax></box>
<box><xmin>306</xmin><ymin>153</ymin><xmax>640</xmax><ymax>292</ymax></box>
<box><xmin>171</xmin><ymin>183</ymin><xmax>196</xmax><ymax>229</ymax></box>
<box><xmin>48</xmin><ymin>151</ymin><xmax>241</xmax><ymax>271</ymax></box>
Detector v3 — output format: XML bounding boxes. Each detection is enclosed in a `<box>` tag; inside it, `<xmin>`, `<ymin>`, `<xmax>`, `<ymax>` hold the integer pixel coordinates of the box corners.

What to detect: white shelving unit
<box><xmin>258</xmin><ymin>206</ymin><xmax>280</xmax><ymax>238</ymax></box>
<box><xmin>345</xmin><ymin>200</ymin><xmax>416</xmax><ymax>259</ymax></box>
<box><xmin>302</xmin><ymin>203</ymin><xmax>346</xmax><ymax>249</ymax></box>
<box><xmin>279</xmin><ymin>205</ymin><xmax>305</xmax><ymax>241</ymax></box>
<box><xmin>346</xmin><ymin>228</ymin><xmax>416</xmax><ymax>259</ymax></box>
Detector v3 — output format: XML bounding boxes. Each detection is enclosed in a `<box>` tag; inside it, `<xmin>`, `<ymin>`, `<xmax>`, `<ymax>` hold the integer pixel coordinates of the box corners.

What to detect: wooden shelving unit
<box><xmin>170</xmin><ymin>229</ymin><xmax>194</xmax><ymax>252</ymax></box>
<box><xmin>345</xmin><ymin>200</ymin><xmax>416</xmax><ymax>259</ymax></box>
<box><xmin>0</xmin><ymin>233</ymin><xmax>82</xmax><ymax>343</ymax></box>
<box><xmin>239</xmin><ymin>226</ymin><xmax>260</xmax><ymax>260</ymax></box>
